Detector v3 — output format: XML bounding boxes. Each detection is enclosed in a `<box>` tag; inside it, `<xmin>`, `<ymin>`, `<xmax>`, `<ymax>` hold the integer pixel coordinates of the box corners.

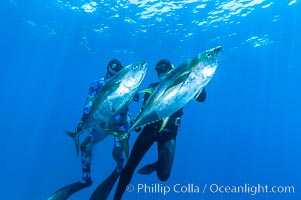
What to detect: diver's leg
<box><xmin>80</xmin><ymin>135</ymin><xmax>94</xmax><ymax>184</ymax></box>
<box><xmin>89</xmin><ymin>136</ymin><xmax>122</xmax><ymax>200</ymax></box>
<box><xmin>156</xmin><ymin>136</ymin><xmax>176</xmax><ymax>181</ymax></box>
<box><xmin>45</xmin><ymin>133</ymin><xmax>101</xmax><ymax>199</ymax></box>
<box><xmin>114</xmin><ymin>126</ymin><xmax>155</xmax><ymax>200</ymax></box>
<box><xmin>80</xmin><ymin>130</ymin><xmax>105</xmax><ymax>184</ymax></box>
<box><xmin>112</xmin><ymin>120</ymin><xmax>131</xmax><ymax>173</ymax></box>
<box><xmin>112</xmin><ymin>120</ymin><xmax>131</xmax><ymax>171</ymax></box>
<box><xmin>112</xmin><ymin>137</ymin><xmax>124</xmax><ymax>173</ymax></box>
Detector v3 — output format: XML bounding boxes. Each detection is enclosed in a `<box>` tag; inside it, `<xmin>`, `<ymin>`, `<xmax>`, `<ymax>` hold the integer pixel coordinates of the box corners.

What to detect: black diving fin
<box><xmin>46</xmin><ymin>181</ymin><xmax>92</xmax><ymax>200</ymax></box>
<box><xmin>137</xmin><ymin>162</ymin><xmax>157</xmax><ymax>175</ymax></box>
<box><xmin>89</xmin><ymin>167</ymin><xmax>120</xmax><ymax>200</ymax></box>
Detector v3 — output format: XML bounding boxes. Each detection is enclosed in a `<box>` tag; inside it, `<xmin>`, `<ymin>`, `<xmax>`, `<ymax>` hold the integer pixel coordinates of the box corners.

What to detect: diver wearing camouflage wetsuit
<box><xmin>77</xmin><ymin>59</ymin><xmax>134</xmax><ymax>185</ymax></box>
<box><xmin>46</xmin><ymin>59</ymin><xmax>139</xmax><ymax>200</ymax></box>
<box><xmin>113</xmin><ymin>59</ymin><xmax>206</xmax><ymax>200</ymax></box>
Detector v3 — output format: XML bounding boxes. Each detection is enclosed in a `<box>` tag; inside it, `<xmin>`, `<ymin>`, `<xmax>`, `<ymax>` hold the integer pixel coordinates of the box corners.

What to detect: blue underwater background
<box><xmin>0</xmin><ymin>0</ymin><xmax>300</xmax><ymax>199</ymax></box>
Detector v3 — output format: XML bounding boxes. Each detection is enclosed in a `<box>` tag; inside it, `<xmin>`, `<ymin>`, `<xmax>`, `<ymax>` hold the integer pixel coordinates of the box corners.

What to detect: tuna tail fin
<box><xmin>65</xmin><ymin>131</ymin><xmax>80</xmax><ymax>157</ymax></box>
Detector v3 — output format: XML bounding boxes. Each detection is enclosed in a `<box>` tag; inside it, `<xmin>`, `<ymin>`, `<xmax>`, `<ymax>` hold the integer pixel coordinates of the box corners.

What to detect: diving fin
<box><xmin>46</xmin><ymin>181</ymin><xmax>92</xmax><ymax>200</ymax></box>
<box><xmin>90</xmin><ymin>168</ymin><xmax>120</xmax><ymax>200</ymax></box>
<box><xmin>65</xmin><ymin>131</ymin><xmax>80</xmax><ymax>156</ymax></box>
<box><xmin>137</xmin><ymin>162</ymin><xmax>157</xmax><ymax>175</ymax></box>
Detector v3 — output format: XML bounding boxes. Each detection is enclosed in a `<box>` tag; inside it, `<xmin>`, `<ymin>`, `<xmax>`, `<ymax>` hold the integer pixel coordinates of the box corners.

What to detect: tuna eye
<box><xmin>206</xmin><ymin>53</ymin><xmax>211</xmax><ymax>59</ymax></box>
<box><xmin>133</xmin><ymin>65</ymin><xmax>138</xmax><ymax>69</ymax></box>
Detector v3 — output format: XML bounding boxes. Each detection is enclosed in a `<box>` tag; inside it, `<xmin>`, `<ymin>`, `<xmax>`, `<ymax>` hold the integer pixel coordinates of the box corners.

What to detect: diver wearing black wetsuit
<box><xmin>113</xmin><ymin>59</ymin><xmax>206</xmax><ymax>200</ymax></box>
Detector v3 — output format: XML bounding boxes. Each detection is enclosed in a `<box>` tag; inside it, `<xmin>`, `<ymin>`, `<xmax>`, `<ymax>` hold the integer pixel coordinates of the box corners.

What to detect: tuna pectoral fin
<box><xmin>140</xmin><ymin>87</ymin><xmax>154</xmax><ymax>94</ymax></box>
<box><xmin>65</xmin><ymin>131</ymin><xmax>80</xmax><ymax>156</ymax></box>
<box><xmin>159</xmin><ymin>117</ymin><xmax>170</xmax><ymax>132</ymax></box>
<box><xmin>168</xmin><ymin>71</ymin><xmax>191</xmax><ymax>90</ymax></box>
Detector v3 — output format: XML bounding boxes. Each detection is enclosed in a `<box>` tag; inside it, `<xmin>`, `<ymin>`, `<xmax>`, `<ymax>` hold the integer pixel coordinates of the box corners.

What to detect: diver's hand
<box><xmin>76</xmin><ymin>121</ymin><xmax>85</xmax><ymax>133</ymax></box>
<box><xmin>133</xmin><ymin>93</ymin><xmax>140</xmax><ymax>102</ymax></box>
<box><xmin>118</xmin><ymin>133</ymin><xmax>129</xmax><ymax>141</ymax></box>
<box><xmin>134</xmin><ymin>127</ymin><xmax>142</xmax><ymax>132</ymax></box>
<box><xmin>130</xmin><ymin>120</ymin><xmax>141</xmax><ymax>132</ymax></box>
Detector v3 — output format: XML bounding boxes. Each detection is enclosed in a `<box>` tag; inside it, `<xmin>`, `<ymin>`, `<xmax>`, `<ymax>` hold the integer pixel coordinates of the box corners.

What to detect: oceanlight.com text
<box><xmin>126</xmin><ymin>183</ymin><xmax>295</xmax><ymax>196</ymax></box>
<box><xmin>208</xmin><ymin>183</ymin><xmax>294</xmax><ymax>195</ymax></box>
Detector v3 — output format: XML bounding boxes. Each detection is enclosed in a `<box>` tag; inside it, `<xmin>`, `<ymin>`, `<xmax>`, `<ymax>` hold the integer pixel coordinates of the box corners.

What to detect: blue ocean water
<box><xmin>0</xmin><ymin>0</ymin><xmax>300</xmax><ymax>199</ymax></box>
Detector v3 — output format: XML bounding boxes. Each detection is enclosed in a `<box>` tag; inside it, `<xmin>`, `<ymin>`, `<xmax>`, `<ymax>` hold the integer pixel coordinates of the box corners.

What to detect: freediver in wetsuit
<box><xmin>113</xmin><ymin>59</ymin><xmax>206</xmax><ymax>200</ymax></box>
<box><xmin>46</xmin><ymin>59</ymin><xmax>139</xmax><ymax>200</ymax></box>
